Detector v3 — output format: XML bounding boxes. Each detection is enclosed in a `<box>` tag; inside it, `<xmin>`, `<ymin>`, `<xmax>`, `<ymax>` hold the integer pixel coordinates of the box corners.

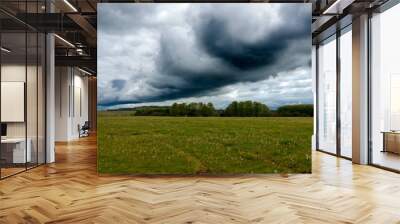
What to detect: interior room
<box><xmin>0</xmin><ymin>0</ymin><xmax>400</xmax><ymax>223</ymax></box>
<box><xmin>0</xmin><ymin>0</ymin><xmax>97</xmax><ymax>179</ymax></box>
<box><xmin>370</xmin><ymin>2</ymin><xmax>400</xmax><ymax>171</ymax></box>
<box><xmin>0</xmin><ymin>10</ymin><xmax>46</xmax><ymax>178</ymax></box>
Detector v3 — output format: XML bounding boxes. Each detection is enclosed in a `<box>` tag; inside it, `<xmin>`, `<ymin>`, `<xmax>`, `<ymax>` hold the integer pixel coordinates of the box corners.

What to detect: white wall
<box><xmin>70</xmin><ymin>72</ymin><xmax>89</xmax><ymax>138</ymax></box>
<box><xmin>55</xmin><ymin>66</ymin><xmax>70</xmax><ymax>141</ymax></box>
<box><xmin>55</xmin><ymin>67</ymin><xmax>89</xmax><ymax>141</ymax></box>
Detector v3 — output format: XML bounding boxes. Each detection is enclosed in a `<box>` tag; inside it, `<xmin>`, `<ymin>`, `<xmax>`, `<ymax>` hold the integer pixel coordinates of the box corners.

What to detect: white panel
<box><xmin>340</xmin><ymin>30</ymin><xmax>353</xmax><ymax>158</ymax></box>
<box><xmin>1</xmin><ymin>82</ymin><xmax>25</xmax><ymax>122</ymax></box>
<box><xmin>390</xmin><ymin>74</ymin><xmax>400</xmax><ymax>130</ymax></box>
<box><xmin>73</xmin><ymin>86</ymin><xmax>81</xmax><ymax>138</ymax></box>
<box><xmin>318</xmin><ymin>38</ymin><xmax>337</xmax><ymax>154</ymax></box>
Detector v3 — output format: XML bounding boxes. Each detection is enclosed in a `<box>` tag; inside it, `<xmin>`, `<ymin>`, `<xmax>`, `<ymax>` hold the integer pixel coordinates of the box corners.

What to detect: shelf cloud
<box><xmin>98</xmin><ymin>3</ymin><xmax>312</xmax><ymax>109</ymax></box>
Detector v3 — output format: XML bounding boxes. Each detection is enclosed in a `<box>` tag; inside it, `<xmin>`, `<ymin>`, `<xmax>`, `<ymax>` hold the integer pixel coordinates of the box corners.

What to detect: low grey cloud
<box><xmin>111</xmin><ymin>79</ymin><xmax>126</xmax><ymax>90</ymax></box>
<box><xmin>98</xmin><ymin>3</ymin><xmax>312</xmax><ymax>108</ymax></box>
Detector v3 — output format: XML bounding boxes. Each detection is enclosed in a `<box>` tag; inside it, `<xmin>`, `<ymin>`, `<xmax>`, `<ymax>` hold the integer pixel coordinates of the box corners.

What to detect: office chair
<box><xmin>79</xmin><ymin>121</ymin><xmax>90</xmax><ymax>138</ymax></box>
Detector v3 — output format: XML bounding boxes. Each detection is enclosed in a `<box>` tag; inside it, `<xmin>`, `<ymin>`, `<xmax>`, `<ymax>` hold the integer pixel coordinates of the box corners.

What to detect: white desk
<box><xmin>1</xmin><ymin>138</ymin><xmax>31</xmax><ymax>163</ymax></box>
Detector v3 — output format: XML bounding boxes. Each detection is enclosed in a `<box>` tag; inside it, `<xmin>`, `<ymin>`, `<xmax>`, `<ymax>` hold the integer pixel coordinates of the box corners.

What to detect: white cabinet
<box><xmin>1</xmin><ymin>138</ymin><xmax>32</xmax><ymax>163</ymax></box>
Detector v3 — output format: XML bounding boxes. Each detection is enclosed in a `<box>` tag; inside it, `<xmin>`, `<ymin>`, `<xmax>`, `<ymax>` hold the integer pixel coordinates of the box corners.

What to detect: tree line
<box><xmin>115</xmin><ymin>101</ymin><xmax>313</xmax><ymax>117</ymax></box>
<box><xmin>224</xmin><ymin>101</ymin><xmax>270</xmax><ymax>117</ymax></box>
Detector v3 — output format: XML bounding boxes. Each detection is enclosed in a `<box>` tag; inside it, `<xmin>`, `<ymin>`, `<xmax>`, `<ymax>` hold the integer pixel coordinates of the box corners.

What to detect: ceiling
<box><xmin>0</xmin><ymin>0</ymin><xmax>391</xmax><ymax>75</ymax></box>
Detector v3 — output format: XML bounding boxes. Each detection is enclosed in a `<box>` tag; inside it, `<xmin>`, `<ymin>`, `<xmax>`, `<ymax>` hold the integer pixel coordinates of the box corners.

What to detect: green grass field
<box><xmin>98</xmin><ymin>112</ymin><xmax>312</xmax><ymax>174</ymax></box>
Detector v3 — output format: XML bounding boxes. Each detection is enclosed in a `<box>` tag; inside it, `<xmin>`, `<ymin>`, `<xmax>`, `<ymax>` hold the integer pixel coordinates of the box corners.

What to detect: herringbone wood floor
<box><xmin>1</xmin><ymin>135</ymin><xmax>400</xmax><ymax>224</ymax></box>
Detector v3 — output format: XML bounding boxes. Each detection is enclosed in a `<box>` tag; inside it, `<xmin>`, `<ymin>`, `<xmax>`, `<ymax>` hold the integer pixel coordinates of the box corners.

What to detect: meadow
<box><xmin>98</xmin><ymin>111</ymin><xmax>312</xmax><ymax>174</ymax></box>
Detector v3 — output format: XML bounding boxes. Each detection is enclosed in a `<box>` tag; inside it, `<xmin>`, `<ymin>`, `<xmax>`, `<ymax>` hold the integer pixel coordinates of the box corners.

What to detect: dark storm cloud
<box><xmin>98</xmin><ymin>4</ymin><xmax>312</xmax><ymax>107</ymax></box>
<box><xmin>192</xmin><ymin>6</ymin><xmax>310</xmax><ymax>70</ymax></box>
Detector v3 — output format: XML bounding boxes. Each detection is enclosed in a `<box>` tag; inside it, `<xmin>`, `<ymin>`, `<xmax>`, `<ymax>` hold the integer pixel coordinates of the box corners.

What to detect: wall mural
<box><xmin>98</xmin><ymin>3</ymin><xmax>313</xmax><ymax>174</ymax></box>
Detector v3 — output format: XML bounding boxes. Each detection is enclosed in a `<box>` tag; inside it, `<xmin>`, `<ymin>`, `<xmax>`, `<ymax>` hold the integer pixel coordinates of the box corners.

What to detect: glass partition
<box><xmin>1</xmin><ymin>31</ymin><xmax>28</xmax><ymax>177</ymax></box>
<box><xmin>339</xmin><ymin>27</ymin><xmax>352</xmax><ymax>158</ymax></box>
<box><xmin>38</xmin><ymin>32</ymin><xmax>45</xmax><ymax>165</ymax></box>
<box><xmin>317</xmin><ymin>35</ymin><xmax>337</xmax><ymax>154</ymax></box>
<box><xmin>371</xmin><ymin>3</ymin><xmax>400</xmax><ymax>171</ymax></box>
<box><xmin>27</xmin><ymin>31</ymin><xmax>38</xmax><ymax>169</ymax></box>
<box><xmin>0</xmin><ymin>2</ymin><xmax>46</xmax><ymax>179</ymax></box>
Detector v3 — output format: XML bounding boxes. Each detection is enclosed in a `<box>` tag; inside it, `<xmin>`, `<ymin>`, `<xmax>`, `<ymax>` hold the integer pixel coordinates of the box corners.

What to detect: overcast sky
<box><xmin>98</xmin><ymin>3</ymin><xmax>312</xmax><ymax>109</ymax></box>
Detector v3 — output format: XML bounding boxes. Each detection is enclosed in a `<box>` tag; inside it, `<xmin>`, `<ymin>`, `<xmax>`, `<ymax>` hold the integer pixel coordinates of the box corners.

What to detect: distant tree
<box><xmin>256</xmin><ymin>102</ymin><xmax>270</xmax><ymax>116</ymax></box>
<box><xmin>223</xmin><ymin>101</ymin><xmax>270</xmax><ymax>117</ymax></box>
<box><xmin>223</xmin><ymin>101</ymin><xmax>235</xmax><ymax>116</ymax></box>
<box><xmin>126</xmin><ymin>101</ymin><xmax>314</xmax><ymax>118</ymax></box>
<box><xmin>206</xmin><ymin>102</ymin><xmax>217</xmax><ymax>116</ymax></box>
<box><xmin>133</xmin><ymin>106</ymin><xmax>170</xmax><ymax>116</ymax></box>
<box><xmin>244</xmin><ymin>101</ymin><xmax>253</xmax><ymax>116</ymax></box>
<box><xmin>231</xmin><ymin>101</ymin><xmax>238</xmax><ymax>116</ymax></box>
<box><xmin>199</xmin><ymin>103</ymin><xmax>208</xmax><ymax>116</ymax></box>
<box><xmin>195</xmin><ymin>103</ymin><xmax>199</xmax><ymax>116</ymax></box>
<box><xmin>187</xmin><ymin>103</ymin><xmax>196</xmax><ymax>116</ymax></box>
<box><xmin>238</xmin><ymin>101</ymin><xmax>245</xmax><ymax>116</ymax></box>
<box><xmin>170</xmin><ymin>103</ymin><xmax>178</xmax><ymax>116</ymax></box>
<box><xmin>177</xmin><ymin>103</ymin><xmax>187</xmax><ymax>116</ymax></box>
<box><xmin>277</xmin><ymin>104</ymin><xmax>313</xmax><ymax>117</ymax></box>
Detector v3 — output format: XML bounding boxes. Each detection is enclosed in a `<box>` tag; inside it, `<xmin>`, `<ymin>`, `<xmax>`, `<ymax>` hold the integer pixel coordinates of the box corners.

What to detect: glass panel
<box><xmin>27</xmin><ymin>31</ymin><xmax>38</xmax><ymax>169</ymax></box>
<box><xmin>312</xmin><ymin>45</ymin><xmax>317</xmax><ymax>150</ymax></box>
<box><xmin>0</xmin><ymin>1</ymin><xmax>46</xmax><ymax>179</ymax></box>
<box><xmin>26</xmin><ymin>0</ymin><xmax>39</xmax><ymax>169</ymax></box>
<box><xmin>318</xmin><ymin>36</ymin><xmax>337</xmax><ymax>154</ymax></box>
<box><xmin>340</xmin><ymin>28</ymin><xmax>352</xmax><ymax>158</ymax></box>
<box><xmin>1</xmin><ymin>31</ymin><xmax>27</xmax><ymax>177</ymax></box>
<box><xmin>371</xmin><ymin>4</ymin><xmax>400</xmax><ymax>171</ymax></box>
<box><xmin>38</xmin><ymin>33</ymin><xmax>45</xmax><ymax>165</ymax></box>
